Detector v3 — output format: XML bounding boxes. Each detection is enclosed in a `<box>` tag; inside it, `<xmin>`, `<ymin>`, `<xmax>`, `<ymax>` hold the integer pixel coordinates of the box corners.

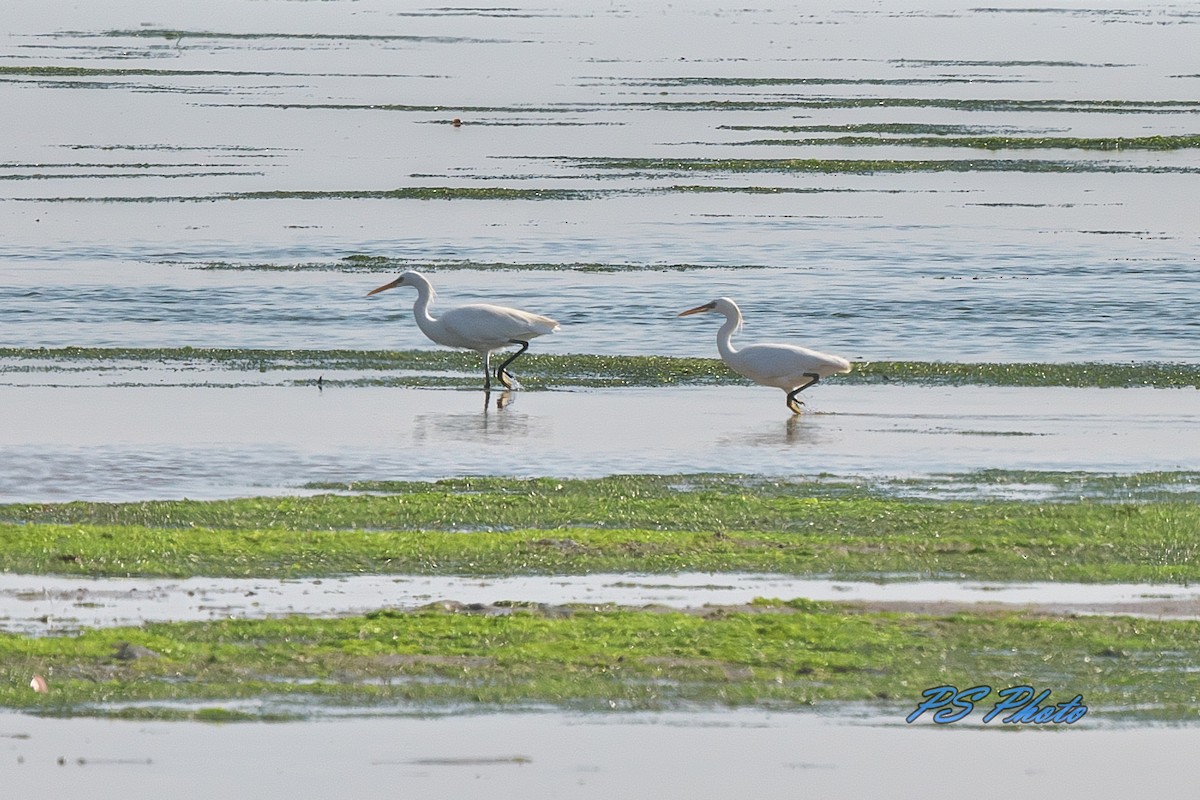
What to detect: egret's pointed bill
<box><xmin>367</xmin><ymin>277</ymin><xmax>404</xmax><ymax>296</ymax></box>
<box><xmin>677</xmin><ymin>301</ymin><xmax>716</xmax><ymax>317</ymax></box>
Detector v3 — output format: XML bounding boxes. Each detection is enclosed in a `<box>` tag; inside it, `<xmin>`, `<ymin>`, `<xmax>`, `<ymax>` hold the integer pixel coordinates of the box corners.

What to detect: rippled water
<box><xmin>3</xmin><ymin>1</ymin><xmax>1199</xmax><ymax>362</ymax></box>
<box><xmin>3</xmin><ymin>2</ymin><xmax>1199</xmax><ymax>493</ymax></box>
<box><xmin>3</xmin><ymin>2</ymin><xmax>1200</xmax><ymax>498</ymax></box>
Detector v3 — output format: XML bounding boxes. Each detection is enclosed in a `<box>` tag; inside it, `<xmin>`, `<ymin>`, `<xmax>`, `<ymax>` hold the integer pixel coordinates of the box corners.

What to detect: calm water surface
<box><xmin>1</xmin><ymin>384</ymin><xmax>1197</xmax><ymax>500</ymax></box>
<box><xmin>7</xmin><ymin>572</ymin><xmax>1200</xmax><ymax>636</ymax></box>
<box><xmin>7</xmin><ymin>709</ymin><xmax>1200</xmax><ymax>800</ymax></box>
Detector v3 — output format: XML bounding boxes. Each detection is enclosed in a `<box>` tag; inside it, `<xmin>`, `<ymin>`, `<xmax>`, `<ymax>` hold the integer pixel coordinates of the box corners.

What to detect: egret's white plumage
<box><xmin>368</xmin><ymin>270</ymin><xmax>559</xmax><ymax>390</ymax></box>
<box><xmin>678</xmin><ymin>297</ymin><xmax>851</xmax><ymax>414</ymax></box>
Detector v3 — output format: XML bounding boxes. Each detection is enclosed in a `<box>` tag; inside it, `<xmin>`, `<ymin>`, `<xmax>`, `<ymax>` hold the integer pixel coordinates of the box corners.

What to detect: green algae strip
<box><xmin>23</xmin><ymin>186</ymin><xmax>600</xmax><ymax>203</ymax></box>
<box><xmin>3</xmin><ymin>602</ymin><xmax>1198</xmax><ymax>721</ymax></box>
<box><xmin>2</xmin><ymin>475</ymin><xmax>1199</xmax><ymax>582</ymax></box>
<box><xmin>173</xmin><ymin>255</ymin><xmax>751</xmax><ymax>272</ymax></box>
<box><xmin>60</xmin><ymin>29</ymin><xmax>501</xmax><ymax>44</ymax></box>
<box><xmin>633</xmin><ymin>97</ymin><xmax>1200</xmax><ymax>114</ymax></box>
<box><xmin>3</xmin><ymin>348</ymin><xmax>1199</xmax><ymax>389</ymax></box>
<box><xmin>226</xmin><ymin>97</ymin><xmax>1200</xmax><ymax>115</ymax></box>
<box><xmin>0</xmin><ymin>66</ymin><xmax>404</xmax><ymax>79</ymax></box>
<box><xmin>559</xmin><ymin>156</ymin><xmax>1199</xmax><ymax>175</ymax></box>
<box><xmin>732</xmin><ymin>134</ymin><xmax>1200</xmax><ymax>151</ymax></box>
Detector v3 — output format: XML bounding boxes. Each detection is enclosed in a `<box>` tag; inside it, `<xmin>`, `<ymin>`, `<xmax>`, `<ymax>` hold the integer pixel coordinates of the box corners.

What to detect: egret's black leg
<box><xmin>785</xmin><ymin>373</ymin><xmax>822</xmax><ymax>414</ymax></box>
<box><xmin>785</xmin><ymin>390</ymin><xmax>804</xmax><ymax>415</ymax></box>
<box><xmin>482</xmin><ymin>352</ymin><xmax>493</xmax><ymax>391</ymax></box>
<box><xmin>495</xmin><ymin>340</ymin><xmax>530</xmax><ymax>389</ymax></box>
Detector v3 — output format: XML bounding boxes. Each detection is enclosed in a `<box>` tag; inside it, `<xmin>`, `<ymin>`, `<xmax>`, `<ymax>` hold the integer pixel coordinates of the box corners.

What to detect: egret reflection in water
<box><xmin>411</xmin><ymin>396</ymin><xmax>535</xmax><ymax>444</ymax></box>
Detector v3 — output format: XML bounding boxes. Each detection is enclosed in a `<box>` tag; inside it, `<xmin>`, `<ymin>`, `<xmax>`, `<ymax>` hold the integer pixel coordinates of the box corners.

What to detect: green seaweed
<box><xmin>2</xmin><ymin>475</ymin><xmax>1200</xmax><ymax>582</ymax></box>
<box><xmin>732</xmin><ymin>134</ymin><xmax>1200</xmax><ymax>151</ymax></box>
<box><xmin>3</xmin><ymin>605</ymin><xmax>1199</xmax><ymax>720</ymax></box>
<box><xmin>74</xmin><ymin>29</ymin><xmax>504</xmax><ymax>45</ymax></box>
<box><xmin>0</xmin><ymin>66</ymin><xmax>328</xmax><ymax>78</ymax></box>
<box><xmin>21</xmin><ymin>186</ymin><xmax>599</xmax><ymax>203</ymax></box>
<box><xmin>3</xmin><ymin>349</ymin><xmax>1199</xmax><ymax>390</ymax></box>
<box><xmin>558</xmin><ymin>156</ymin><xmax>1199</xmax><ymax>175</ymax></box>
<box><xmin>172</xmin><ymin>256</ymin><xmax>745</xmax><ymax>273</ymax></box>
<box><xmin>616</xmin><ymin>76</ymin><xmax>1015</xmax><ymax>86</ymax></box>
<box><xmin>720</xmin><ymin>123</ymin><xmax>1033</xmax><ymax>135</ymax></box>
<box><xmin>632</xmin><ymin>97</ymin><xmax>1200</xmax><ymax>114</ymax></box>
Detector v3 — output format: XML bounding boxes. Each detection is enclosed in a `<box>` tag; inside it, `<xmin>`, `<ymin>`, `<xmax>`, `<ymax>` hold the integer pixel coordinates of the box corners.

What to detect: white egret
<box><xmin>368</xmin><ymin>271</ymin><xmax>559</xmax><ymax>391</ymax></box>
<box><xmin>678</xmin><ymin>297</ymin><xmax>851</xmax><ymax>414</ymax></box>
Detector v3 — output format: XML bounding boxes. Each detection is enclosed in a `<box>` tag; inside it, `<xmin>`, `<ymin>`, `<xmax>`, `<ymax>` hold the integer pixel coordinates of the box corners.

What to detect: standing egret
<box><xmin>368</xmin><ymin>271</ymin><xmax>559</xmax><ymax>391</ymax></box>
<box><xmin>678</xmin><ymin>297</ymin><xmax>851</xmax><ymax>414</ymax></box>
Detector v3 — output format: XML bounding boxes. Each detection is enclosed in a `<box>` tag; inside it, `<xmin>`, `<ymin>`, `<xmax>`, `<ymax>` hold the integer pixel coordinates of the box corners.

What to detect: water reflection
<box><xmin>411</xmin><ymin>390</ymin><xmax>533</xmax><ymax>443</ymax></box>
<box><xmin>721</xmin><ymin>411</ymin><xmax>829</xmax><ymax>450</ymax></box>
<box><xmin>2</xmin><ymin>385</ymin><xmax>1197</xmax><ymax>501</ymax></box>
<box><xmin>785</xmin><ymin>413</ymin><xmax>821</xmax><ymax>445</ymax></box>
<box><xmin>487</xmin><ymin>389</ymin><xmax>515</xmax><ymax>412</ymax></box>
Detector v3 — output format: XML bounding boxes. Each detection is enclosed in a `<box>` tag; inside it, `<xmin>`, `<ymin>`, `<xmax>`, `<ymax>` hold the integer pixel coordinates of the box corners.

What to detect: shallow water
<box><xmin>4</xmin><ymin>709</ymin><xmax>1200</xmax><ymax>800</ymax></box>
<box><xmin>2</xmin><ymin>1</ymin><xmax>1199</xmax><ymax>362</ymax></box>
<box><xmin>0</xmin><ymin>384</ymin><xmax>1196</xmax><ymax>501</ymax></box>
<box><xmin>6</xmin><ymin>572</ymin><xmax>1200</xmax><ymax>636</ymax></box>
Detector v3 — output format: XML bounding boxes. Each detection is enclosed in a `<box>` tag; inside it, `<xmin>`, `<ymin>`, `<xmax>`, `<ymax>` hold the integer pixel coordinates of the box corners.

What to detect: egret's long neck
<box><xmin>408</xmin><ymin>277</ymin><xmax>438</xmax><ymax>334</ymax></box>
<box><xmin>715</xmin><ymin>311</ymin><xmax>740</xmax><ymax>361</ymax></box>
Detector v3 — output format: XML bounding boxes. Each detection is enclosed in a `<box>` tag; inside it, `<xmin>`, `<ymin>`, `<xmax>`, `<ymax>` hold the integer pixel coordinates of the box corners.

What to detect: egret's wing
<box><xmin>440</xmin><ymin>304</ymin><xmax>559</xmax><ymax>347</ymax></box>
<box><xmin>732</xmin><ymin>343</ymin><xmax>850</xmax><ymax>383</ymax></box>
